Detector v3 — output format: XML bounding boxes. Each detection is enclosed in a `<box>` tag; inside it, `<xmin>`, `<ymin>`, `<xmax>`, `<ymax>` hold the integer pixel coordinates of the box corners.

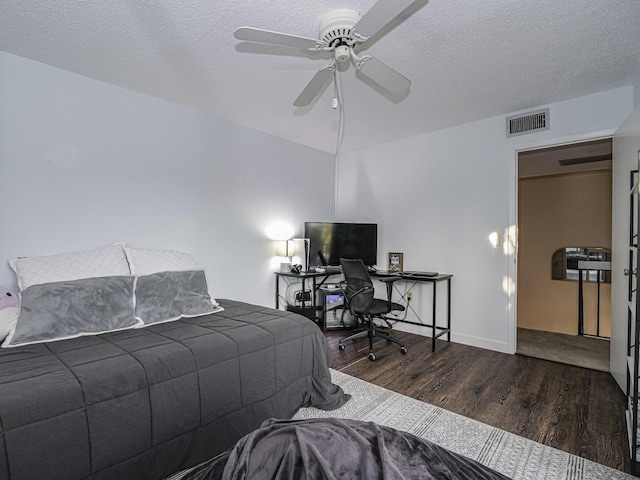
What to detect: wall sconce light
<box><xmin>489</xmin><ymin>232</ymin><xmax>502</xmax><ymax>248</ymax></box>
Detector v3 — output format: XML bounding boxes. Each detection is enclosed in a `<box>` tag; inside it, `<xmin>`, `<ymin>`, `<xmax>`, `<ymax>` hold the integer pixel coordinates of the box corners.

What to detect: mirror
<box><xmin>551</xmin><ymin>247</ymin><xmax>611</xmax><ymax>283</ymax></box>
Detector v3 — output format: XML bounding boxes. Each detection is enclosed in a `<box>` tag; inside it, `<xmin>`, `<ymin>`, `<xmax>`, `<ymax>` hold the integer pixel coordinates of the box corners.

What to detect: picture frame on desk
<box><xmin>388</xmin><ymin>252</ymin><xmax>403</xmax><ymax>272</ymax></box>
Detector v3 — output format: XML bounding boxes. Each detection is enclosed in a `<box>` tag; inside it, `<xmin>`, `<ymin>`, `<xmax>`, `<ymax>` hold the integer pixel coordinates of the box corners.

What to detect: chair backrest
<box><xmin>340</xmin><ymin>258</ymin><xmax>374</xmax><ymax>314</ymax></box>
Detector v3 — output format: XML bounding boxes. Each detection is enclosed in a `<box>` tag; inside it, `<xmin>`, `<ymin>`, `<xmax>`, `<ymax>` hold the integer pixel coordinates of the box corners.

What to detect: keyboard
<box><xmin>315</xmin><ymin>266</ymin><xmax>342</xmax><ymax>274</ymax></box>
<box><xmin>401</xmin><ymin>271</ymin><xmax>438</xmax><ymax>278</ymax></box>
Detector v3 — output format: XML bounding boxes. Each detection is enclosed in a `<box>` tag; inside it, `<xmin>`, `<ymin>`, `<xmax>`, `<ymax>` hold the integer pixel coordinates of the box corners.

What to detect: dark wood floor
<box><xmin>324</xmin><ymin>329</ymin><xmax>630</xmax><ymax>473</ymax></box>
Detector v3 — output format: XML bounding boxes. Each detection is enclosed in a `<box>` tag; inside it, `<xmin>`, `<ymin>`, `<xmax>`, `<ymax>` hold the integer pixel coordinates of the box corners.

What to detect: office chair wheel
<box><xmin>400</xmin><ymin>347</ymin><xmax>408</xmax><ymax>354</ymax></box>
<box><xmin>338</xmin><ymin>343</ymin><xmax>345</xmax><ymax>351</ymax></box>
<box><xmin>368</xmin><ymin>353</ymin><xmax>376</xmax><ymax>361</ymax></box>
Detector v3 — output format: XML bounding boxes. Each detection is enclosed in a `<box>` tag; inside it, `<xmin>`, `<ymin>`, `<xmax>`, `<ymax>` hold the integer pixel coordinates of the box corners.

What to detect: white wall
<box><xmin>337</xmin><ymin>87</ymin><xmax>634</xmax><ymax>354</ymax></box>
<box><xmin>611</xmin><ymin>104</ymin><xmax>640</xmax><ymax>389</ymax></box>
<box><xmin>1</xmin><ymin>50</ymin><xmax>636</xmax><ymax>360</ymax></box>
<box><xmin>0</xmin><ymin>51</ymin><xmax>335</xmax><ymax>307</ymax></box>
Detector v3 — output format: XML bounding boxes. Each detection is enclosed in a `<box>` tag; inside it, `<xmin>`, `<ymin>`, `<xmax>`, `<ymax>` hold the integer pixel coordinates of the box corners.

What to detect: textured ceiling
<box><xmin>1</xmin><ymin>0</ymin><xmax>639</xmax><ymax>154</ymax></box>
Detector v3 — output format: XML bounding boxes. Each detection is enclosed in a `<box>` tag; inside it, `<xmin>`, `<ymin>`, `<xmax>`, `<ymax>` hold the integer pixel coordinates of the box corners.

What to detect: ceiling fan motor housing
<box><xmin>319</xmin><ymin>9</ymin><xmax>361</xmax><ymax>48</ymax></box>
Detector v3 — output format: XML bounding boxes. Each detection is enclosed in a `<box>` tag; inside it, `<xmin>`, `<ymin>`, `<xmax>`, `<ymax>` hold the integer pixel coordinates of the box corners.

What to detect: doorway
<box><xmin>515</xmin><ymin>138</ymin><xmax>612</xmax><ymax>371</ymax></box>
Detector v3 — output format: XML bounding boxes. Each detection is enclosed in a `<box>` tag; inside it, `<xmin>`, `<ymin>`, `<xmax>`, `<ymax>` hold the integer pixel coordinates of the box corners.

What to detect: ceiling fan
<box><xmin>234</xmin><ymin>0</ymin><xmax>418</xmax><ymax>107</ymax></box>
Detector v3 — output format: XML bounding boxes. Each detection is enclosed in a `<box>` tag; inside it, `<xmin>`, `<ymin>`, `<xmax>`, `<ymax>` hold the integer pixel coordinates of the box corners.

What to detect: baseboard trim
<box><xmin>393</xmin><ymin>323</ymin><xmax>511</xmax><ymax>354</ymax></box>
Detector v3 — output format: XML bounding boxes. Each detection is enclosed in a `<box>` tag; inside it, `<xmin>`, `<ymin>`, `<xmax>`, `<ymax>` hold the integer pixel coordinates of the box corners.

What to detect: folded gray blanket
<box><xmin>182</xmin><ymin>417</ymin><xmax>510</xmax><ymax>480</ymax></box>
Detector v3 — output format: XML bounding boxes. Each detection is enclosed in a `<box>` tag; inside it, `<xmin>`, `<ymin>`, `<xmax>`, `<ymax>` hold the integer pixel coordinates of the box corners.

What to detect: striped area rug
<box><xmin>292</xmin><ymin>369</ymin><xmax>633</xmax><ymax>480</ymax></box>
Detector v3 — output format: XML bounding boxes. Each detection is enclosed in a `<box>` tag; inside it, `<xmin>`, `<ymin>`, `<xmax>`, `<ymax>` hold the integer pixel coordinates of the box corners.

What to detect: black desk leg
<box><xmin>447</xmin><ymin>278</ymin><xmax>451</xmax><ymax>342</ymax></box>
<box><xmin>275</xmin><ymin>276</ymin><xmax>280</xmax><ymax>309</ymax></box>
<box><xmin>312</xmin><ymin>277</ymin><xmax>317</xmax><ymax>311</ymax></box>
<box><xmin>432</xmin><ymin>281</ymin><xmax>437</xmax><ymax>352</ymax></box>
<box><xmin>301</xmin><ymin>281</ymin><xmax>306</xmax><ymax>311</ymax></box>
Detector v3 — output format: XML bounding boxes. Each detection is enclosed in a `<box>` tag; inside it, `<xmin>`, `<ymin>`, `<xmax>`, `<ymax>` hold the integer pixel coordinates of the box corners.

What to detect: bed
<box><xmin>0</xmin><ymin>299</ymin><xmax>349</xmax><ymax>480</ymax></box>
<box><xmin>0</xmin><ymin>244</ymin><xmax>349</xmax><ymax>480</ymax></box>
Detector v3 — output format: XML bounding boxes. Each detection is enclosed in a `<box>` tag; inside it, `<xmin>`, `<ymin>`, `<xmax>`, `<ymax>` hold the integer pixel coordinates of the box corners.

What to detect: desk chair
<box><xmin>338</xmin><ymin>258</ymin><xmax>407</xmax><ymax>361</ymax></box>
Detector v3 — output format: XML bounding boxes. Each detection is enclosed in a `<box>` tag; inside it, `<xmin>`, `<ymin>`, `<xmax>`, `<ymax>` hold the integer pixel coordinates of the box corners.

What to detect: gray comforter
<box><xmin>181</xmin><ymin>418</ymin><xmax>510</xmax><ymax>480</ymax></box>
<box><xmin>0</xmin><ymin>299</ymin><xmax>349</xmax><ymax>480</ymax></box>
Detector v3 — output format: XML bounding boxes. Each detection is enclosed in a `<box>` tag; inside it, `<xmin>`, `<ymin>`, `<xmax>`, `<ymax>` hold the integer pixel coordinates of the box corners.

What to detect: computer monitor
<box><xmin>304</xmin><ymin>222</ymin><xmax>377</xmax><ymax>267</ymax></box>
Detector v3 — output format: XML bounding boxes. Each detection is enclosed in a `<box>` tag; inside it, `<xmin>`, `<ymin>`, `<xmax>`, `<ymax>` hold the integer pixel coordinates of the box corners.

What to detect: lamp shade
<box><xmin>276</xmin><ymin>240</ymin><xmax>295</xmax><ymax>257</ymax></box>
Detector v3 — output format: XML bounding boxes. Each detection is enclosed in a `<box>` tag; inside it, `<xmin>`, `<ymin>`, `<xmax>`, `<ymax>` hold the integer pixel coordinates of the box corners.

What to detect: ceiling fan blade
<box><xmin>357</xmin><ymin>56</ymin><xmax>411</xmax><ymax>94</ymax></box>
<box><xmin>234</xmin><ymin>27</ymin><xmax>320</xmax><ymax>50</ymax></box>
<box><xmin>353</xmin><ymin>0</ymin><xmax>418</xmax><ymax>38</ymax></box>
<box><xmin>294</xmin><ymin>67</ymin><xmax>334</xmax><ymax>107</ymax></box>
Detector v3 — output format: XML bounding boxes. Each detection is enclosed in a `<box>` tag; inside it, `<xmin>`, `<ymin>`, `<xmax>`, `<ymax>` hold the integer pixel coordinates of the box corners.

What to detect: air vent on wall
<box><xmin>558</xmin><ymin>154</ymin><xmax>612</xmax><ymax>166</ymax></box>
<box><xmin>506</xmin><ymin>109</ymin><xmax>549</xmax><ymax>138</ymax></box>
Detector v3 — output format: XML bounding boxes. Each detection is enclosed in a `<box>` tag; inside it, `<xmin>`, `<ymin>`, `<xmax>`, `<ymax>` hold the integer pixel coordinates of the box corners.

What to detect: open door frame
<box><xmin>506</xmin><ymin>128</ymin><xmax>618</xmax><ymax>355</ymax></box>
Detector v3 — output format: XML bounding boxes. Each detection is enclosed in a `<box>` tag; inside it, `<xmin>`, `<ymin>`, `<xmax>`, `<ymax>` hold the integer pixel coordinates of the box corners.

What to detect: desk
<box><xmin>274</xmin><ymin>270</ymin><xmax>453</xmax><ymax>352</ymax></box>
<box><xmin>373</xmin><ymin>272</ymin><xmax>452</xmax><ymax>352</ymax></box>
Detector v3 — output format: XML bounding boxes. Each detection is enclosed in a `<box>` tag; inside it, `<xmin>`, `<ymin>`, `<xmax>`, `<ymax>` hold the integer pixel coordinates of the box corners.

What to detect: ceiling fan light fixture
<box><xmin>334</xmin><ymin>45</ymin><xmax>351</xmax><ymax>63</ymax></box>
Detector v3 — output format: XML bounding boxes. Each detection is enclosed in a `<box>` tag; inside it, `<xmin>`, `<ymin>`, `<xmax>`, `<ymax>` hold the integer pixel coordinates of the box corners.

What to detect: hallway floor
<box><xmin>516</xmin><ymin>327</ymin><xmax>610</xmax><ymax>372</ymax></box>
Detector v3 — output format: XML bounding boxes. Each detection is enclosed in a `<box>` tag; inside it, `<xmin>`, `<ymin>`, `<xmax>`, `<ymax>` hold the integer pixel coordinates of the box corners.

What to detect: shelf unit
<box><xmin>317</xmin><ymin>286</ymin><xmax>357</xmax><ymax>330</ymax></box>
<box><xmin>627</xmin><ymin>168</ymin><xmax>639</xmax><ymax>473</ymax></box>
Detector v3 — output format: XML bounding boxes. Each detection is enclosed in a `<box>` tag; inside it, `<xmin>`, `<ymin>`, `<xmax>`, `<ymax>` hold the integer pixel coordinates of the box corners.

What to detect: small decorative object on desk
<box><xmin>388</xmin><ymin>252</ymin><xmax>403</xmax><ymax>272</ymax></box>
<box><xmin>280</xmin><ymin>262</ymin><xmax>292</xmax><ymax>273</ymax></box>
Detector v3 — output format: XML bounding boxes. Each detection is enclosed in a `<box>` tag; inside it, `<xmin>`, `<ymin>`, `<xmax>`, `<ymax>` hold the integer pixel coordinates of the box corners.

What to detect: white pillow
<box><xmin>0</xmin><ymin>307</ymin><xmax>19</xmax><ymax>342</ymax></box>
<box><xmin>9</xmin><ymin>243</ymin><xmax>131</xmax><ymax>290</ymax></box>
<box><xmin>124</xmin><ymin>247</ymin><xmax>199</xmax><ymax>275</ymax></box>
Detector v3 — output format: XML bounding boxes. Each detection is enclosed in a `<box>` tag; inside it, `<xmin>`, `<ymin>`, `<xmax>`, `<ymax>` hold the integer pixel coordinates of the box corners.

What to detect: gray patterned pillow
<box><xmin>2</xmin><ymin>276</ymin><xmax>140</xmax><ymax>348</ymax></box>
<box><xmin>134</xmin><ymin>269</ymin><xmax>221</xmax><ymax>326</ymax></box>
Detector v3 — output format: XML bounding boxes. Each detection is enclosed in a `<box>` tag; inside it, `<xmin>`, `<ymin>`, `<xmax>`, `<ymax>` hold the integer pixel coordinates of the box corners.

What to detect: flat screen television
<box><xmin>304</xmin><ymin>222</ymin><xmax>377</xmax><ymax>268</ymax></box>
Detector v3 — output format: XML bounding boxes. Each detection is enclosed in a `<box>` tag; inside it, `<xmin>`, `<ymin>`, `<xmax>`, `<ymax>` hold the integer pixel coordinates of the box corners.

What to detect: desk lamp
<box><xmin>277</xmin><ymin>240</ymin><xmax>296</xmax><ymax>272</ymax></box>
